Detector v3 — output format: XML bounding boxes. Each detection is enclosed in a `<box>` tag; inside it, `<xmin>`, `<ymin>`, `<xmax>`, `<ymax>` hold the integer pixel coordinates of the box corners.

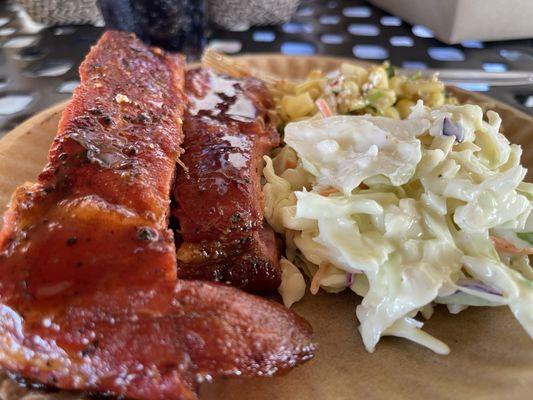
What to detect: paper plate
<box><xmin>0</xmin><ymin>55</ymin><xmax>531</xmax><ymax>400</ymax></box>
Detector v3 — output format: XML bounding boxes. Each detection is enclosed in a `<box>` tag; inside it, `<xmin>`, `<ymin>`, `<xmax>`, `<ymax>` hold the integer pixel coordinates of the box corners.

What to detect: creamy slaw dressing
<box><xmin>264</xmin><ymin>100</ymin><xmax>533</xmax><ymax>354</ymax></box>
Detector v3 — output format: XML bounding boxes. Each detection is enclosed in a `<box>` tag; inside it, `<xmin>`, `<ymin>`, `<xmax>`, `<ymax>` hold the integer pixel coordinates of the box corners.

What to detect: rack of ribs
<box><xmin>173</xmin><ymin>68</ymin><xmax>281</xmax><ymax>292</ymax></box>
<box><xmin>0</xmin><ymin>31</ymin><xmax>315</xmax><ymax>400</ymax></box>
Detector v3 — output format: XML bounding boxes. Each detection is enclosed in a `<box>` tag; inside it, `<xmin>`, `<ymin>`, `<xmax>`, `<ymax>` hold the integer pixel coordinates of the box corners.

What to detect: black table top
<box><xmin>0</xmin><ymin>0</ymin><xmax>532</xmax><ymax>136</ymax></box>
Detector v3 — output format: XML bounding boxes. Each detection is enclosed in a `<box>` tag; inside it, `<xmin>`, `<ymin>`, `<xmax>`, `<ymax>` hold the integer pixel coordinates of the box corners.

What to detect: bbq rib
<box><xmin>0</xmin><ymin>31</ymin><xmax>315</xmax><ymax>400</ymax></box>
<box><xmin>173</xmin><ymin>68</ymin><xmax>281</xmax><ymax>292</ymax></box>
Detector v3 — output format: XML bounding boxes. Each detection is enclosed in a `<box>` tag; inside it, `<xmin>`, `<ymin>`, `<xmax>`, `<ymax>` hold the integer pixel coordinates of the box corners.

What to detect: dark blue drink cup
<box><xmin>97</xmin><ymin>0</ymin><xmax>207</xmax><ymax>58</ymax></box>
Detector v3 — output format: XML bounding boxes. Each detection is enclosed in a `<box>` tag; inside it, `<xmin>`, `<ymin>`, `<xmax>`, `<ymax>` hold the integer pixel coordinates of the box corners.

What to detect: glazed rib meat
<box><xmin>173</xmin><ymin>68</ymin><xmax>281</xmax><ymax>292</ymax></box>
<box><xmin>0</xmin><ymin>31</ymin><xmax>315</xmax><ymax>400</ymax></box>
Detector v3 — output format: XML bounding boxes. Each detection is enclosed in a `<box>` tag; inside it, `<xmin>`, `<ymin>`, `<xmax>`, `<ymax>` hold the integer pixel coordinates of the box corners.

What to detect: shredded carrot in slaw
<box><xmin>315</xmin><ymin>98</ymin><xmax>333</xmax><ymax>118</ymax></box>
<box><xmin>310</xmin><ymin>262</ymin><xmax>331</xmax><ymax>295</ymax></box>
<box><xmin>285</xmin><ymin>159</ymin><xmax>297</xmax><ymax>169</ymax></box>
<box><xmin>318</xmin><ymin>186</ymin><xmax>339</xmax><ymax>196</ymax></box>
<box><xmin>491</xmin><ymin>236</ymin><xmax>533</xmax><ymax>255</ymax></box>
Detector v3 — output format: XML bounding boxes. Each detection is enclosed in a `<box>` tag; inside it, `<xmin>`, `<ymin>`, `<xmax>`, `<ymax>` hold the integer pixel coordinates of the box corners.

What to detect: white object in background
<box><xmin>400</xmin><ymin>69</ymin><xmax>533</xmax><ymax>87</ymax></box>
<box><xmin>369</xmin><ymin>0</ymin><xmax>533</xmax><ymax>44</ymax></box>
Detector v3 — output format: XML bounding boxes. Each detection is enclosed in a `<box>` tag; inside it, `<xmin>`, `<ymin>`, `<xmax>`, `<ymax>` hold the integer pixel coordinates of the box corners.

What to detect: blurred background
<box><xmin>0</xmin><ymin>0</ymin><xmax>532</xmax><ymax>136</ymax></box>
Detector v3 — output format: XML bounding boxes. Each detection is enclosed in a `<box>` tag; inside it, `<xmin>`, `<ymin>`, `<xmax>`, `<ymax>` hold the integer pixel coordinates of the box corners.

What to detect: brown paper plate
<box><xmin>0</xmin><ymin>55</ymin><xmax>532</xmax><ymax>400</ymax></box>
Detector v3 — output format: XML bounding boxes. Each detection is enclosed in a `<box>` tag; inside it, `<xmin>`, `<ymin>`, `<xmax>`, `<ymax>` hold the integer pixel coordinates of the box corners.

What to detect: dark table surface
<box><xmin>0</xmin><ymin>0</ymin><xmax>532</xmax><ymax>137</ymax></box>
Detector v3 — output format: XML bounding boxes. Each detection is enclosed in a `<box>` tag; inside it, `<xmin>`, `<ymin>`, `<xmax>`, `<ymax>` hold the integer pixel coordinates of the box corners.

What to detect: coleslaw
<box><xmin>264</xmin><ymin>98</ymin><xmax>533</xmax><ymax>354</ymax></box>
